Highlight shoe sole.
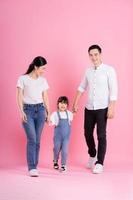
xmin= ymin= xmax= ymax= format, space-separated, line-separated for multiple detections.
xmin=93 ymin=170 xmax=103 ymax=174
xmin=54 ymin=167 xmax=59 ymax=170
xmin=30 ymin=174 xmax=39 ymax=177
xmin=59 ymin=169 xmax=67 ymax=173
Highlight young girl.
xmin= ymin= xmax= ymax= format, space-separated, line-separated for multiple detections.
xmin=16 ymin=56 xmax=50 ymax=177
xmin=50 ymin=96 xmax=73 ymax=172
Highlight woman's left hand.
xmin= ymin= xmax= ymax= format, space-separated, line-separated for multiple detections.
xmin=46 ymin=113 xmax=51 ymax=123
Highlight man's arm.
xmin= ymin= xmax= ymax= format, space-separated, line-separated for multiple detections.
xmin=72 ymin=70 xmax=88 ymax=113
xmin=107 ymin=67 xmax=118 ymax=119
xmin=72 ymin=91 xmax=83 ymax=113
xmin=16 ymin=87 xmax=27 ymax=122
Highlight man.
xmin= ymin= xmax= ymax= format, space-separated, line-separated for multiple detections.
xmin=72 ymin=45 xmax=118 ymax=174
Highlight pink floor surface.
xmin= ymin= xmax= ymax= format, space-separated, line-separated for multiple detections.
xmin=0 ymin=163 xmax=133 ymax=200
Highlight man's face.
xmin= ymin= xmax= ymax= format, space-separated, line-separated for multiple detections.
xmin=89 ymin=49 xmax=101 ymax=66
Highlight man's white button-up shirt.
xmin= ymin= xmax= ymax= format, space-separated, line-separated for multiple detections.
xmin=78 ymin=63 xmax=118 ymax=110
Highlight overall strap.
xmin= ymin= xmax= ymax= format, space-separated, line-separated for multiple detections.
xmin=65 ymin=110 xmax=69 ymax=121
xmin=57 ymin=111 xmax=69 ymax=121
xmin=57 ymin=111 xmax=61 ymax=120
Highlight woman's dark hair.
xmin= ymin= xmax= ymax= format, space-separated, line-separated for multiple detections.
xmin=25 ymin=56 xmax=47 ymax=74
xmin=57 ymin=96 xmax=69 ymax=106
xmin=88 ymin=44 xmax=102 ymax=53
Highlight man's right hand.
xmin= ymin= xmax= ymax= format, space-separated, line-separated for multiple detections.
xmin=72 ymin=104 xmax=79 ymax=113
xmin=72 ymin=91 xmax=82 ymax=113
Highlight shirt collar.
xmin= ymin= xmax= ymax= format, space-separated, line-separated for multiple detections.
xmin=93 ymin=63 xmax=104 ymax=70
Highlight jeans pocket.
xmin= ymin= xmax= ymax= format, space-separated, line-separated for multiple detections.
xmin=41 ymin=104 xmax=45 ymax=108
xmin=40 ymin=104 xmax=45 ymax=111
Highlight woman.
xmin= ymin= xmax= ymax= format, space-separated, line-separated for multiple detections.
xmin=16 ymin=56 xmax=50 ymax=177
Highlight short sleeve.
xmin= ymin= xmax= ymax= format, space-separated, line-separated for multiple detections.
xmin=42 ymin=78 xmax=49 ymax=91
xmin=17 ymin=76 xmax=24 ymax=89
xmin=69 ymin=111 xmax=73 ymax=122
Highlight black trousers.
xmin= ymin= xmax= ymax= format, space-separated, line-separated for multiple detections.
xmin=84 ymin=107 xmax=108 ymax=165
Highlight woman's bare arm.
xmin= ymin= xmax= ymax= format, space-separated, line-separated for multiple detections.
xmin=42 ymin=90 xmax=50 ymax=122
xmin=16 ymin=87 xmax=27 ymax=122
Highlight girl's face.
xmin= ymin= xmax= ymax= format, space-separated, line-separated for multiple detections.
xmin=35 ymin=65 xmax=46 ymax=76
xmin=58 ymin=102 xmax=68 ymax=111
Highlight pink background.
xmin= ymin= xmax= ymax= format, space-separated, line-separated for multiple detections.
xmin=0 ymin=0 xmax=133 ymax=168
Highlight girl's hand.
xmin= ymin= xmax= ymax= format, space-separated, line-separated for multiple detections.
xmin=21 ymin=111 xmax=27 ymax=123
xmin=48 ymin=121 xmax=53 ymax=126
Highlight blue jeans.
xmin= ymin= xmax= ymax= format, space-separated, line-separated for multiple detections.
xmin=22 ymin=103 xmax=45 ymax=170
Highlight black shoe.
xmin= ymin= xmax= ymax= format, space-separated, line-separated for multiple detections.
xmin=60 ymin=165 xmax=67 ymax=172
xmin=53 ymin=161 xmax=59 ymax=170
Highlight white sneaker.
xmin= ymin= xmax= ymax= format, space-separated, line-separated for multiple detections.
xmin=29 ymin=169 xmax=39 ymax=177
xmin=87 ymin=156 xmax=97 ymax=169
xmin=93 ymin=164 xmax=103 ymax=174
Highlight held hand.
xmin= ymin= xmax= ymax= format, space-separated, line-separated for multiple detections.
xmin=21 ymin=111 xmax=27 ymax=122
xmin=46 ymin=113 xmax=51 ymax=123
xmin=72 ymin=104 xmax=79 ymax=113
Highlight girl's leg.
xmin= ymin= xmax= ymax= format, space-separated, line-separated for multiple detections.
xmin=61 ymin=136 xmax=70 ymax=166
xmin=53 ymin=129 xmax=62 ymax=163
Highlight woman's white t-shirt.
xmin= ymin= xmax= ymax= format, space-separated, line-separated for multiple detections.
xmin=17 ymin=75 xmax=49 ymax=104
xmin=50 ymin=110 xmax=73 ymax=126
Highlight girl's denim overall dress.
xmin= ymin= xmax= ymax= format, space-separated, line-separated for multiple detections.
xmin=53 ymin=111 xmax=71 ymax=166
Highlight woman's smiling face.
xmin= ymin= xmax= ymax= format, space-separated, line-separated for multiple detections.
xmin=35 ymin=65 xmax=46 ymax=76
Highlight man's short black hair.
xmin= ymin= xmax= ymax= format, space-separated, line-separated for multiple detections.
xmin=57 ymin=96 xmax=69 ymax=105
xmin=88 ymin=45 xmax=102 ymax=53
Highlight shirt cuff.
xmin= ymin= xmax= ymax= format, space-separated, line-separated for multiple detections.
xmin=78 ymin=86 xmax=85 ymax=93
xmin=110 ymin=96 xmax=117 ymax=101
